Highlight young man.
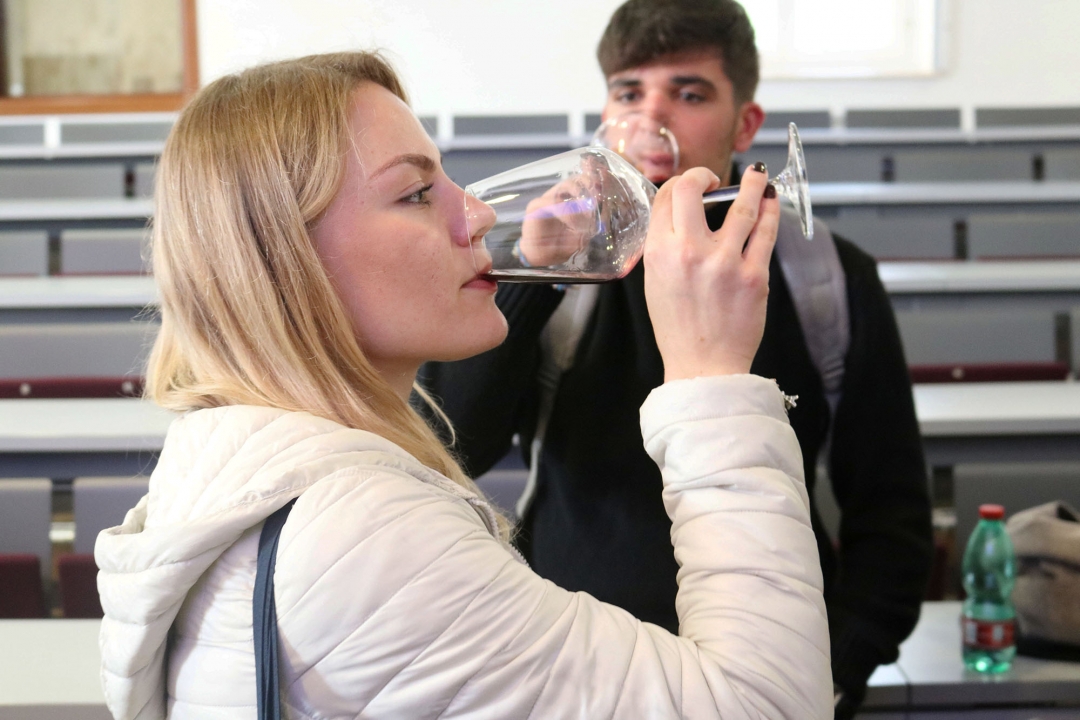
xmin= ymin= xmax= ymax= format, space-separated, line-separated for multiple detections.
xmin=420 ymin=1 xmax=932 ymax=717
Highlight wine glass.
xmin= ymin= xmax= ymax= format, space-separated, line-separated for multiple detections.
xmin=590 ymin=113 xmax=679 ymax=185
xmin=700 ymin=123 xmax=814 ymax=240
xmin=593 ymin=115 xmax=814 ymax=240
xmin=465 ymin=146 xmax=655 ymax=283
xmin=465 ymin=122 xmax=812 ymax=283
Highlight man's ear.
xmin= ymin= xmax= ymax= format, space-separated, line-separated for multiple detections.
xmin=732 ymin=101 xmax=766 ymax=153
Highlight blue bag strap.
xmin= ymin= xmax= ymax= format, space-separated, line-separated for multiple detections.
xmin=254 ymin=498 xmax=298 ymax=720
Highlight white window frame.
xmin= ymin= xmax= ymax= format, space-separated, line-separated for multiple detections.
xmin=741 ymin=0 xmax=948 ymax=79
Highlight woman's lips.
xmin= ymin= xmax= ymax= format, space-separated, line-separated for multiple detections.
xmin=463 ymin=274 xmax=498 ymax=292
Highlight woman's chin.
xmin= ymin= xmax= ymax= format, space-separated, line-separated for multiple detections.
xmin=435 ymin=313 xmax=508 ymax=363
xmin=470 ymin=314 xmax=509 ymax=356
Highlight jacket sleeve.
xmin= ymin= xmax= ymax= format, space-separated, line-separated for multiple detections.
xmin=828 ymin=240 xmax=934 ymax=702
xmin=416 ymin=282 xmax=564 ymax=477
xmin=273 ymin=374 xmax=832 ymax=719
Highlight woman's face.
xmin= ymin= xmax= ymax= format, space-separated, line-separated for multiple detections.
xmin=312 ymin=83 xmax=505 ymax=392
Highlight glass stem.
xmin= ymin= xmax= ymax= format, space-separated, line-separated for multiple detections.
xmin=701 ymin=185 xmax=744 ymax=205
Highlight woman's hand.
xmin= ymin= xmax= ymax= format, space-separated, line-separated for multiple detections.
xmin=644 ymin=164 xmax=780 ymax=381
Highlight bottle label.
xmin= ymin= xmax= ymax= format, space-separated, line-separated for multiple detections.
xmin=962 ymin=617 xmax=1015 ymax=650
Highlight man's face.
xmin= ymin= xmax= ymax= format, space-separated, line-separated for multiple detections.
xmin=602 ymin=50 xmax=764 ymax=185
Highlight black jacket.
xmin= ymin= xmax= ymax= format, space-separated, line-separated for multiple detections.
xmin=419 ymin=203 xmax=933 ymax=705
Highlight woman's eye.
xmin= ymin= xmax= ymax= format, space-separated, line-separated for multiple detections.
xmin=403 ymin=184 xmax=434 ymax=205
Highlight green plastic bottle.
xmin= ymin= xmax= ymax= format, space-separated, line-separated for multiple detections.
xmin=961 ymin=504 xmax=1017 ymax=673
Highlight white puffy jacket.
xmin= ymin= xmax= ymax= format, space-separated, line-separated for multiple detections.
xmin=96 ymin=374 xmax=831 ymax=719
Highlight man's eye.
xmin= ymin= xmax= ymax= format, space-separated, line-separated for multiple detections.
xmin=404 ymin=184 xmax=434 ymax=205
xmin=679 ymin=91 xmax=705 ymax=103
xmin=615 ymin=91 xmax=640 ymax=103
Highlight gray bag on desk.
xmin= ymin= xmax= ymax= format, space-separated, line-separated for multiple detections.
xmin=1007 ymin=501 xmax=1080 ymax=655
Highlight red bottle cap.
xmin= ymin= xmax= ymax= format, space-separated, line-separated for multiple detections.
xmin=979 ymin=504 xmax=1005 ymax=520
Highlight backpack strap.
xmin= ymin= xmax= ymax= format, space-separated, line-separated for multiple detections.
xmin=773 ymin=207 xmax=850 ymax=418
xmin=516 ymin=284 xmax=599 ymax=519
xmin=253 ymin=498 xmax=298 ymax=720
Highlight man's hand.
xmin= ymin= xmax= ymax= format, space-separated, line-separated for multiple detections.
xmin=517 ymin=153 xmax=626 ymax=268
xmin=517 ymin=180 xmax=597 ymax=267
xmin=644 ymin=164 xmax=780 ymax=381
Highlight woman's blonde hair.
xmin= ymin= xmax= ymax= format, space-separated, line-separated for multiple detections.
xmin=147 ymin=51 xmax=510 ymax=540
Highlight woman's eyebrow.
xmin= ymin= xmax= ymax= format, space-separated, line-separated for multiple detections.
xmin=370 ymin=153 xmax=436 ymax=179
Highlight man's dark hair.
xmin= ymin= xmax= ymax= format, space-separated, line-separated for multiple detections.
xmin=597 ymin=0 xmax=760 ymax=103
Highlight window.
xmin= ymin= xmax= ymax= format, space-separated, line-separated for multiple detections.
xmin=741 ymin=0 xmax=942 ymax=79
xmin=0 ymin=0 xmax=197 ymax=113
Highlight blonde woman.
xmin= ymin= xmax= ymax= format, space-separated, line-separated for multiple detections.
xmin=95 ymin=52 xmax=831 ymax=719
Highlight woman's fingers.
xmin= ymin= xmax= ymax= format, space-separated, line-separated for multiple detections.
xmin=649 ymin=174 xmax=676 ymax=238
xmin=643 ymin=161 xmax=781 ymax=381
xmin=744 ymin=187 xmax=781 ymax=268
xmin=713 ymin=164 xmax=770 ymax=255
xmin=670 ymin=168 xmax=721 ymax=243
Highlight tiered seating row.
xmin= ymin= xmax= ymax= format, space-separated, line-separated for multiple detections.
xmin=0 ymin=228 xmax=148 ymax=277
xmin=0 ymin=108 xmax=1078 ymax=273
xmin=0 ymin=476 xmax=148 ymax=618
xmin=0 ymin=322 xmax=154 ymax=399
xmin=0 ymin=114 xmax=1077 ymax=398
xmin=2 ymin=264 xmax=1079 ymax=398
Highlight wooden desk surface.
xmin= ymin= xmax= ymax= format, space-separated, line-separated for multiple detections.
xmin=1 ymin=383 xmax=1078 ymax=457
xmin=3 ymin=259 xmax=1079 ymax=313
xmin=0 ymin=183 xmax=1074 ymax=226
xmin=0 ymin=112 xmax=1078 ymax=160
xmin=0 ymin=619 xmax=108 ymax=718
xmin=753 ymin=124 xmax=1080 ymax=146
xmin=2 ymin=607 xmax=1077 ymax=718
xmin=811 ymin=180 xmax=1080 ymax=206
xmin=0 ymin=198 xmax=153 ymax=222
xmin=913 ymin=381 xmax=1080 ymax=437
xmin=901 ymin=602 xmax=1080 ymax=706
xmin=879 ymin=260 xmax=1080 ymax=294
xmin=0 ymin=276 xmax=157 ymax=309
xmin=0 ymin=398 xmax=176 ymax=453
xmin=865 ymin=601 xmax=1080 ymax=710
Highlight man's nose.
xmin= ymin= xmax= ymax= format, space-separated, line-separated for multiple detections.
xmin=637 ymin=94 xmax=671 ymax=126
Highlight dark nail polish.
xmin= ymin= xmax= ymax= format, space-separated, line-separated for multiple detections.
xmin=763 ymin=184 xmax=777 ymax=199
xmin=752 ymin=161 xmax=767 ymax=173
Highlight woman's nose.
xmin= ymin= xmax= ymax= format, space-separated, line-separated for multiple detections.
xmin=462 ymin=191 xmax=497 ymax=247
